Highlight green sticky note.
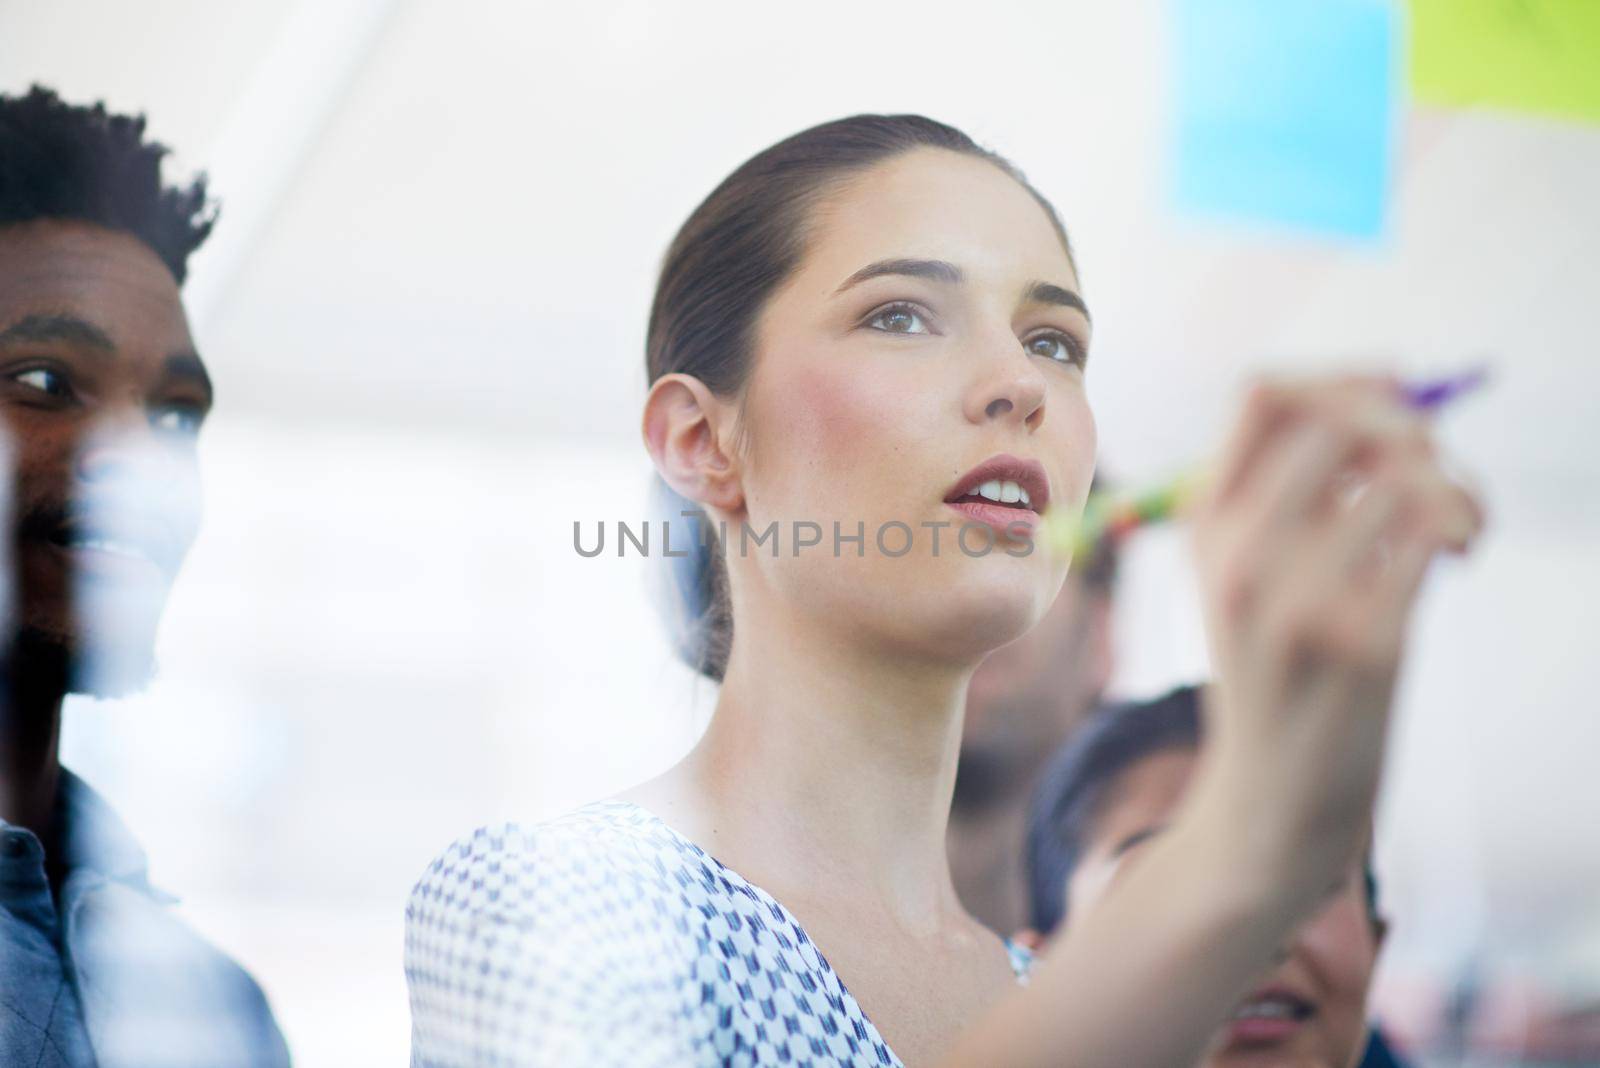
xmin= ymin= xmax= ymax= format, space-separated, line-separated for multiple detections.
xmin=1409 ymin=0 xmax=1600 ymax=124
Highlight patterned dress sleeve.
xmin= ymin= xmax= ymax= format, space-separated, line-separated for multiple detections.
xmin=404 ymin=822 xmax=701 ymax=1068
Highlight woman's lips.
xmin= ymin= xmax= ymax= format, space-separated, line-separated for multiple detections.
xmin=944 ymin=499 xmax=1041 ymax=541
xmin=1222 ymin=1014 xmax=1308 ymax=1046
xmin=1221 ymin=990 xmax=1316 ymax=1048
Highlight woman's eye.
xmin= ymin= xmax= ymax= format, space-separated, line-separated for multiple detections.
xmin=11 ymin=367 xmax=68 ymax=396
xmin=151 ymin=407 xmax=203 ymax=436
xmin=1025 ymin=332 xmax=1087 ymax=368
xmin=866 ymin=304 xmax=931 ymax=335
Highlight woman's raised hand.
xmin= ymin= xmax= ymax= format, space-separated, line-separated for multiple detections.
xmin=948 ymin=373 xmax=1485 ymax=1068
xmin=1186 ymin=373 xmax=1484 ymax=903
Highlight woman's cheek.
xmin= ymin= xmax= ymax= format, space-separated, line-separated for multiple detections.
xmin=789 ymin=359 xmax=891 ymax=455
xmin=758 ymin=353 xmax=928 ymax=508
xmin=1050 ymin=386 xmax=1098 ymax=508
xmin=1299 ymin=893 xmax=1381 ymax=1010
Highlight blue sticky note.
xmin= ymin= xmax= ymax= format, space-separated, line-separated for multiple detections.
xmin=1171 ymin=0 xmax=1398 ymax=239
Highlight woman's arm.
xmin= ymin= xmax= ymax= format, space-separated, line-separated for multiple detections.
xmin=943 ymin=374 xmax=1482 ymax=1068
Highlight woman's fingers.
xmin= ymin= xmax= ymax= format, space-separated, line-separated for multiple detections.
xmin=1359 ymin=442 xmax=1484 ymax=559
xmin=1226 ymin=421 xmax=1347 ymax=548
xmin=1210 ymin=376 xmax=1419 ymax=535
xmin=1200 ymin=374 xmax=1485 ymax=689
xmin=1329 ymin=477 xmax=1404 ymax=580
xmin=1205 ymin=384 xmax=1425 ymax=611
xmin=1272 ymin=445 xmax=1484 ymax=671
xmin=1199 ymin=370 xmax=1484 ymax=667
xmin=1430 ymin=475 xmax=1485 ymax=553
xmin=1372 ymin=526 xmax=1441 ymax=637
xmin=1207 ymin=379 xmax=1291 ymax=509
xmin=1207 ymin=373 xmax=1397 ymax=511
xmin=1202 ymin=423 xmax=1346 ymax=623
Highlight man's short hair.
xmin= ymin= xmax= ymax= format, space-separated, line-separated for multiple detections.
xmin=0 ymin=84 xmax=216 ymax=283
xmin=1023 ymin=684 xmax=1380 ymax=935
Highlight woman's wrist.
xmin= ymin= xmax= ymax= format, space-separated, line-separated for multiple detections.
xmin=1177 ymin=752 xmax=1366 ymax=921
xmin=948 ymin=779 xmax=1336 ymax=1068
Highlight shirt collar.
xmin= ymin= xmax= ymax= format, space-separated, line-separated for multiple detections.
xmin=52 ymin=767 xmax=153 ymax=888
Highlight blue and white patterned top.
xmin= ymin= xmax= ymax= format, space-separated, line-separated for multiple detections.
xmin=405 ymin=800 xmax=1033 ymax=1067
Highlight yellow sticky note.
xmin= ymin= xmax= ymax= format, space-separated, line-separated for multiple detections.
xmin=1408 ymin=0 xmax=1600 ymax=124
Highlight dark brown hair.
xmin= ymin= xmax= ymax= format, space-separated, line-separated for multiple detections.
xmin=648 ymin=114 xmax=1077 ymax=683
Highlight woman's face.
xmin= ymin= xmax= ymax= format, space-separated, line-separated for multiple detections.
xmin=1064 ymin=749 xmax=1383 ymax=1068
xmin=733 ymin=147 xmax=1097 ymax=664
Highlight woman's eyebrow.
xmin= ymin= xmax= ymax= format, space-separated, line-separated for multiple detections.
xmin=834 ymin=258 xmax=963 ymax=293
xmin=834 ymin=261 xmax=1091 ymax=323
xmin=1023 ymin=280 xmax=1091 ymax=324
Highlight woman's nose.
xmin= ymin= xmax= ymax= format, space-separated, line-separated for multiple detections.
xmin=968 ymin=336 xmax=1047 ymax=431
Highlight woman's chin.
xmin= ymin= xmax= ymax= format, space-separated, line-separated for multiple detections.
xmin=910 ymin=562 xmax=1054 ymax=658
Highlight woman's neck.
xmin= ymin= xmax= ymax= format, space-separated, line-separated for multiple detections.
xmin=641 ymin=598 xmax=978 ymax=934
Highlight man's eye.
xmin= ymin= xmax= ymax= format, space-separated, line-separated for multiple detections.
xmin=1024 ymin=331 xmax=1088 ymax=368
xmin=866 ymin=303 xmax=931 ymax=335
xmin=151 ymin=407 xmax=203 ymax=435
xmin=12 ymin=368 xmax=68 ymax=395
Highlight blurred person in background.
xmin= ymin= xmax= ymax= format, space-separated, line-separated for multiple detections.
xmin=0 ymin=86 xmax=291 ymax=1068
xmin=406 ymin=113 xmax=1482 ymax=1067
xmin=947 ymin=473 xmax=1118 ymax=933
xmin=1023 ymin=684 xmax=1410 ymax=1068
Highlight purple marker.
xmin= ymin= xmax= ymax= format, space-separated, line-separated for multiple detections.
xmin=1401 ymin=366 xmax=1489 ymax=411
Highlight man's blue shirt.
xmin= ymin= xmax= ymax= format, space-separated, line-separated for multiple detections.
xmin=1 ymin=767 xmax=291 ymax=1068
xmin=1361 ymin=1027 xmax=1413 ymax=1068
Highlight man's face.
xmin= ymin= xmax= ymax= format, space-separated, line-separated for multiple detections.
xmin=1060 ymin=748 xmax=1383 ymax=1068
xmin=0 ymin=220 xmax=209 ymax=696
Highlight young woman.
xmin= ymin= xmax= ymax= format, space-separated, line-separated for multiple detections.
xmin=405 ymin=114 xmax=1481 ymax=1068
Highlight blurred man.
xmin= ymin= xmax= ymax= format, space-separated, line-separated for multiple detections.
xmin=0 ymin=85 xmax=290 ymax=1067
xmin=1023 ymin=685 xmax=1410 ymax=1068
xmin=947 ymin=479 xmax=1119 ymax=933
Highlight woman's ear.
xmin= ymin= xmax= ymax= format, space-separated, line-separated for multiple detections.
xmin=642 ymin=373 xmax=745 ymax=518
